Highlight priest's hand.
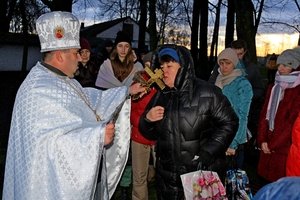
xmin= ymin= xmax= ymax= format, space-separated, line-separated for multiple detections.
xmin=146 ymin=106 xmax=165 ymax=122
xmin=104 ymin=123 xmax=115 ymax=145
xmin=129 ymin=82 xmax=147 ymax=98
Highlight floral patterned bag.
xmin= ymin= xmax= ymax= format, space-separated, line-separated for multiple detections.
xmin=180 ymin=169 xmax=228 ymax=200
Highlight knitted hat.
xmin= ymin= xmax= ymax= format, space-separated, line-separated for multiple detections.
xmin=142 ymin=51 xmax=153 ymax=64
xmin=114 ymin=31 xmax=131 ymax=46
xmin=277 ymin=49 xmax=300 ymax=69
xmin=217 ymin=48 xmax=239 ymax=67
xmin=158 ymin=48 xmax=180 ymax=62
xmin=36 ymin=11 xmax=80 ymax=52
xmin=80 ymin=38 xmax=91 ymax=51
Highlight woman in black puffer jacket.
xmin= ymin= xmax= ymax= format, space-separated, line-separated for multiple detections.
xmin=139 ymin=44 xmax=238 ymax=199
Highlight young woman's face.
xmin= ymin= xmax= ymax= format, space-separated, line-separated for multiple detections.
xmin=160 ymin=61 xmax=180 ymax=88
xmin=116 ymin=42 xmax=130 ymax=61
xmin=277 ymin=64 xmax=293 ymax=75
xmin=79 ymin=49 xmax=91 ymax=65
xmin=219 ymin=59 xmax=235 ymax=76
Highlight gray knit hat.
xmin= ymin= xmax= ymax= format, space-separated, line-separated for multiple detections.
xmin=277 ymin=49 xmax=300 ymax=69
xmin=142 ymin=51 xmax=153 ymax=64
xmin=217 ymin=48 xmax=239 ymax=67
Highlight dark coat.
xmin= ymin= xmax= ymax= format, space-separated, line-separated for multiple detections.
xmin=139 ymin=45 xmax=238 ymax=199
xmin=75 ymin=56 xmax=100 ymax=88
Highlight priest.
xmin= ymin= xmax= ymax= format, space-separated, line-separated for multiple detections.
xmin=2 ymin=11 xmax=146 ymax=200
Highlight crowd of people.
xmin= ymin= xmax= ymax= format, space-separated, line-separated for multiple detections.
xmin=2 ymin=10 xmax=300 ymax=200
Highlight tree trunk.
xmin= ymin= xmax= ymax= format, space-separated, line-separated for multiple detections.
xmin=198 ymin=0 xmax=209 ymax=80
xmin=20 ymin=0 xmax=28 ymax=72
xmin=138 ymin=0 xmax=147 ymax=51
xmin=148 ymin=0 xmax=158 ymax=50
xmin=235 ymin=0 xmax=257 ymax=63
xmin=209 ymin=0 xmax=222 ymax=70
xmin=190 ymin=0 xmax=200 ymax=74
xmin=225 ymin=0 xmax=235 ymax=48
xmin=0 ymin=0 xmax=17 ymax=33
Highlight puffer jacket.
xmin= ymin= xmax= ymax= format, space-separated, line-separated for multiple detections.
xmin=139 ymin=45 xmax=238 ymax=199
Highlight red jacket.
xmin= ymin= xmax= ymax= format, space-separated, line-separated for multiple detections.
xmin=286 ymin=113 xmax=300 ymax=176
xmin=130 ymin=88 xmax=156 ymax=145
xmin=257 ymin=84 xmax=300 ymax=181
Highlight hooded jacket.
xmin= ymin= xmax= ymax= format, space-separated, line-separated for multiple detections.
xmin=139 ymin=45 xmax=238 ymax=198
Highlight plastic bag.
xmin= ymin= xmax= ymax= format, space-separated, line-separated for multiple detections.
xmin=225 ymin=169 xmax=253 ymax=200
xmin=180 ymin=169 xmax=228 ymax=200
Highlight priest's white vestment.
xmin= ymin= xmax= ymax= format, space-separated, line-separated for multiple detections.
xmin=2 ymin=62 xmax=131 ymax=200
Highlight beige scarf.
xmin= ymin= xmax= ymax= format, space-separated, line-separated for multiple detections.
xmin=215 ymin=69 xmax=243 ymax=89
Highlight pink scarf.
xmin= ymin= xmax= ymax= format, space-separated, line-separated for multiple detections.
xmin=266 ymin=71 xmax=300 ymax=131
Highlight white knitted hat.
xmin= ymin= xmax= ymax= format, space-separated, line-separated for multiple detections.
xmin=36 ymin=11 xmax=80 ymax=52
xmin=217 ymin=48 xmax=239 ymax=67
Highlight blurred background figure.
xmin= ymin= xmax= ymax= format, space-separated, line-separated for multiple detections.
xmin=74 ymin=37 xmax=99 ymax=87
xmin=209 ymin=40 xmax=265 ymax=153
xmin=131 ymin=51 xmax=157 ymax=200
xmin=103 ymin=39 xmax=113 ymax=61
xmin=231 ymin=40 xmax=265 ymax=141
xmin=256 ymin=48 xmax=300 ymax=183
xmin=265 ymin=53 xmax=278 ymax=84
xmin=215 ymin=48 xmax=253 ymax=169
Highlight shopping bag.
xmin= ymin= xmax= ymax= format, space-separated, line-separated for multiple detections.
xmin=180 ymin=169 xmax=227 ymax=200
xmin=225 ymin=169 xmax=253 ymax=200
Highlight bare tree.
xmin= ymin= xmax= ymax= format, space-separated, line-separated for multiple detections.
xmin=138 ymin=0 xmax=147 ymax=50
xmin=148 ymin=0 xmax=158 ymax=50
xmin=225 ymin=0 xmax=234 ymax=47
xmin=235 ymin=0 xmax=260 ymax=63
xmin=40 ymin=0 xmax=73 ymax=12
xmin=260 ymin=0 xmax=300 ymax=46
xmin=209 ymin=0 xmax=222 ymax=68
xmin=0 ymin=0 xmax=17 ymax=33
xmin=97 ymin=0 xmax=140 ymax=19
xmin=198 ymin=0 xmax=209 ymax=79
xmin=190 ymin=0 xmax=200 ymax=69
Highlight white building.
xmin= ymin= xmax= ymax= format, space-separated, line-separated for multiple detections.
xmin=0 ymin=17 xmax=150 ymax=71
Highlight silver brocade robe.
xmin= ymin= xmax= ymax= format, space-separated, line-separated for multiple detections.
xmin=3 ymin=62 xmax=131 ymax=200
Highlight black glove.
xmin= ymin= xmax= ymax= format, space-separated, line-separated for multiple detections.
xmin=193 ymin=150 xmax=214 ymax=170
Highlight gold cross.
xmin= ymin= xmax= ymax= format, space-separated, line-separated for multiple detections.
xmin=144 ymin=66 xmax=165 ymax=90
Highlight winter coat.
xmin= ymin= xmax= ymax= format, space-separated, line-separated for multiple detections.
xmin=139 ymin=45 xmax=238 ymax=199
xmin=221 ymin=76 xmax=253 ymax=149
xmin=131 ymin=88 xmax=157 ymax=145
xmin=286 ymin=113 xmax=300 ymax=176
xmin=257 ymin=84 xmax=300 ymax=182
xmin=75 ymin=57 xmax=100 ymax=88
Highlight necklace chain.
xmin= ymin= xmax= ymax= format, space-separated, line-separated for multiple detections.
xmin=64 ymin=77 xmax=102 ymax=121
